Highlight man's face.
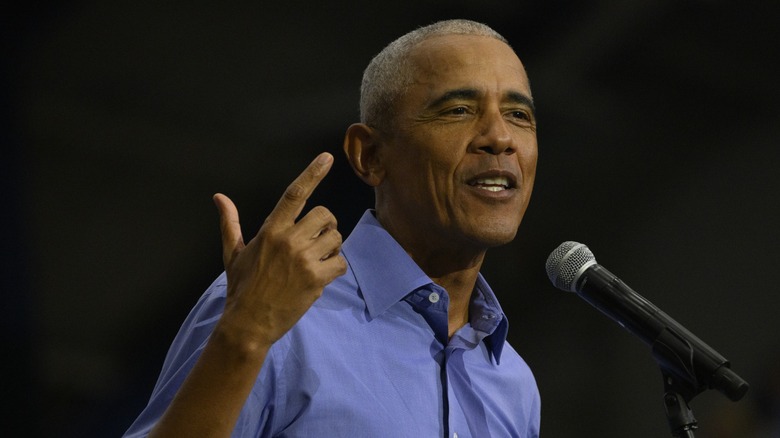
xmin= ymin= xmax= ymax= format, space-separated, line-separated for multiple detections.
xmin=376 ymin=34 xmax=538 ymax=252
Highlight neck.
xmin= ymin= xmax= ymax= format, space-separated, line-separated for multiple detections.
xmin=376 ymin=210 xmax=487 ymax=338
xmin=429 ymin=265 xmax=482 ymax=339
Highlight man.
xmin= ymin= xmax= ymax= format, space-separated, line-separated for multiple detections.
xmin=124 ymin=19 xmax=540 ymax=437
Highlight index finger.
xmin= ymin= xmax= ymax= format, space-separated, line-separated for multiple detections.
xmin=266 ymin=152 xmax=334 ymax=226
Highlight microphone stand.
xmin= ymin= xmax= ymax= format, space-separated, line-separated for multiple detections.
xmin=661 ymin=369 xmax=698 ymax=438
xmin=650 ymin=324 xmax=747 ymax=437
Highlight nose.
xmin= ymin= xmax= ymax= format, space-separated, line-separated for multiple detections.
xmin=471 ymin=108 xmax=515 ymax=155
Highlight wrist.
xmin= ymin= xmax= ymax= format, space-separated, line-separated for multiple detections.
xmin=211 ymin=315 xmax=274 ymax=362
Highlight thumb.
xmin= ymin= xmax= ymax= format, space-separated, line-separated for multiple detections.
xmin=213 ymin=193 xmax=245 ymax=268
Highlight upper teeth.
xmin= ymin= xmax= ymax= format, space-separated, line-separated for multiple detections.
xmin=473 ymin=177 xmax=509 ymax=189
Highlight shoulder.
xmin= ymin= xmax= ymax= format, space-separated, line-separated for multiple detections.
xmin=499 ymin=340 xmax=536 ymax=380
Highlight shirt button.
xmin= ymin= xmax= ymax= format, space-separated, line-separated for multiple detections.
xmin=453 ymin=433 xmax=459 ymax=438
xmin=428 ymin=292 xmax=440 ymax=303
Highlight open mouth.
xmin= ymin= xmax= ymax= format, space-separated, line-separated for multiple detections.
xmin=470 ymin=176 xmax=510 ymax=192
xmin=467 ymin=172 xmax=517 ymax=192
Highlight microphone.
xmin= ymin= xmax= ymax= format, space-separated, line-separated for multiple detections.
xmin=545 ymin=241 xmax=748 ymax=401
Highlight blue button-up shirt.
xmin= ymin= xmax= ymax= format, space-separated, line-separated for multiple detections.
xmin=124 ymin=211 xmax=540 ymax=437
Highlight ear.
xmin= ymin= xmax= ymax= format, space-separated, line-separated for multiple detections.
xmin=343 ymin=123 xmax=385 ymax=187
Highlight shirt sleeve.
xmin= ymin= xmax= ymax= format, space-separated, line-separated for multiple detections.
xmin=122 ymin=272 xmax=272 ymax=437
xmin=524 ymin=377 xmax=541 ymax=438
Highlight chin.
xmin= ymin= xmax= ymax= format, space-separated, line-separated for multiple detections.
xmin=480 ymin=232 xmax=518 ymax=248
xmin=466 ymin=220 xmax=520 ymax=248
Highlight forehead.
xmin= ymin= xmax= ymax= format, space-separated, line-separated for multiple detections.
xmin=406 ymin=34 xmax=530 ymax=96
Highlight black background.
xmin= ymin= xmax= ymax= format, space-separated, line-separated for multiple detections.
xmin=4 ymin=1 xmax=780 ymax=436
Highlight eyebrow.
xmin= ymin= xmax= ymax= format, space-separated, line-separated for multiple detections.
xmin=426 ymin=88 xmax=480 ymax=109
xmin=427 ymin=88 xmax=536 ymax=116
xmin=506 ymin=91 xmax=536 ymax=116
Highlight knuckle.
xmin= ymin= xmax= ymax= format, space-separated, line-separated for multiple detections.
xmin=303 ymin=259 xmax=323 ymax=281
xmin=284 ymin=182 xmax=307 ymax=201
xmin=260 ymin=215 xmax=280 ymax=233
xmin=325 ymin=257 xmax=347 ymax=281
xmin=258 ymin=225 xmax=280 ymax=241
xmin=328 ymin=229 xmax=343 ymax=246
xmin=257 ymin=223 xmax=271 ymax=237
xmin=336 ymin=256 xmax=348 ymax=273
xmin=309 ymin=205 xmax=332 ymax=222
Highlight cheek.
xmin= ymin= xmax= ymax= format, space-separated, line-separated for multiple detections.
xmin=518 ymin=139 xmax=538 ymax=178
xmin=385 ymin=150 xmax=448 ymax=209
xmin=523 ymin=154 xmax=538 ymax=185
xmin=399 ymin=134 xmax=462 ymax=185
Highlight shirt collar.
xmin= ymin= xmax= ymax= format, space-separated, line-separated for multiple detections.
xmin=342 ymin=210 xmax=509 ymax=362
xmin=471 ymin=274 xmax=509 ymax=363
xmin=342 ymin=210 xmax=432 ymax=318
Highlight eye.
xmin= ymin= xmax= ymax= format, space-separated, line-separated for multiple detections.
xmin=446 ymin=106 xmax=469 ymax=115
xmin=510 ymin=110 xmax=530 ymax=120
xmin=506 ymin=109 xmax=536 ymax=128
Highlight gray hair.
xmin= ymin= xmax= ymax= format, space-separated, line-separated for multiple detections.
xmin=360 ymin=19 xmax=509 ymax=130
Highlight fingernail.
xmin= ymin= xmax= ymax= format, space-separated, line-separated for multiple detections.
xmin=317 ymin=153 xmax=333 ymax=165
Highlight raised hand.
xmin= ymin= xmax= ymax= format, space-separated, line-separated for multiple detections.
xmin=149 ymin=153 xmax=347 ymax=438
xmin=212 ymin=152 xmax=347 ymax=349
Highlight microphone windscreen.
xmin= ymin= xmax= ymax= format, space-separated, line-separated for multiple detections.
xmin=545 ymin=241 xmax=596 ymax=292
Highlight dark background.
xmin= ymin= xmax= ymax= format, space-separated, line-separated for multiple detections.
xmin=4 ymin=1 xmax=780 ymax=437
